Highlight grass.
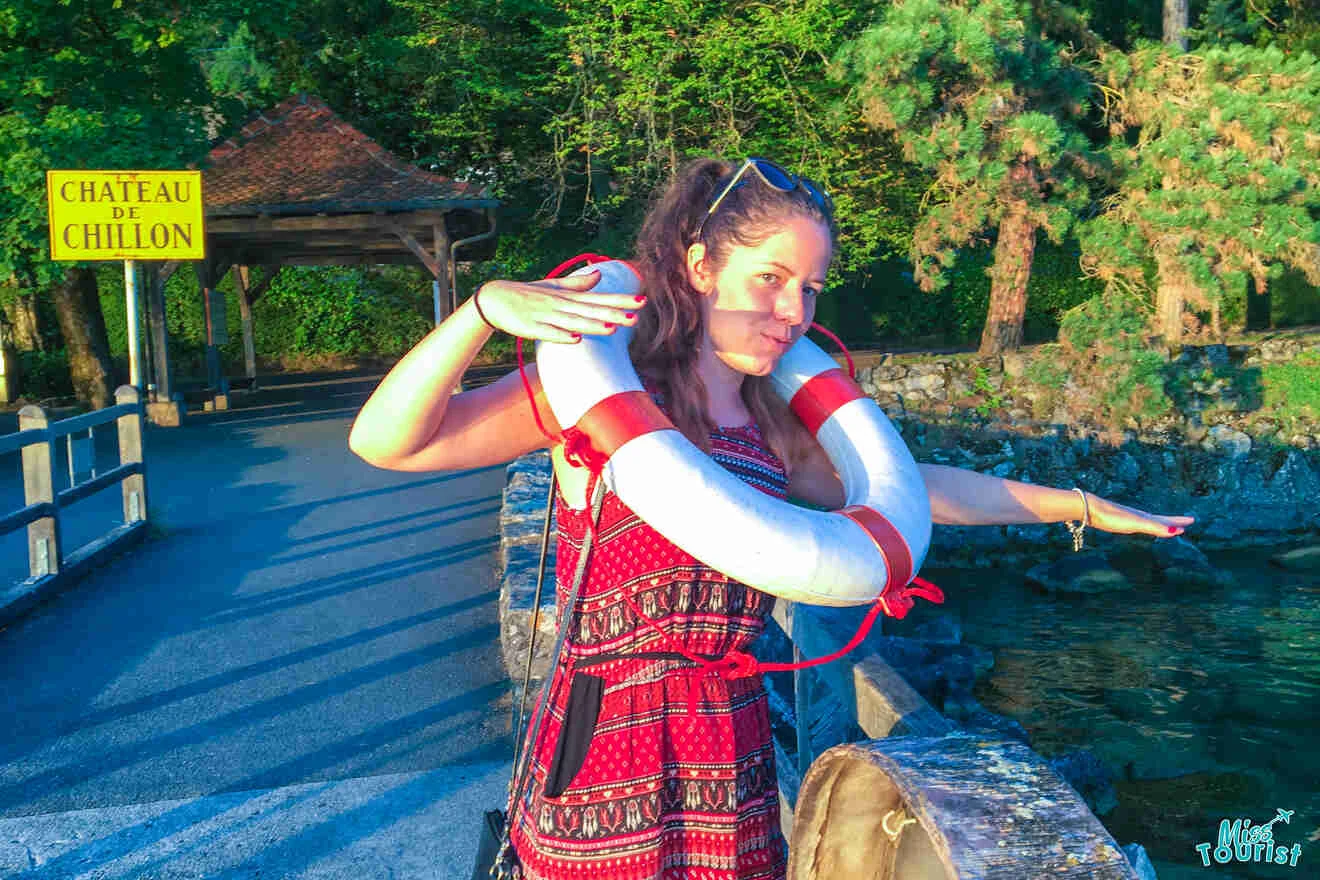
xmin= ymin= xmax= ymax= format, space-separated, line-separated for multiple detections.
xmin=1260 ymin=351 xmax=1320 ymax=419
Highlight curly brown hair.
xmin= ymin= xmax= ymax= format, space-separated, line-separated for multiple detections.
xmin=628 ymin=158 xmax=838 ymax=477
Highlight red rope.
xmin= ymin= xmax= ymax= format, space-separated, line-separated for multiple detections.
xmin=618 ymin=573 xmax=946 ymax=716
xmin=517 ymin=337 xmax=560 ymax=446
xmin=516 ymin=253 xmax=614 ymax=455
xmin=810 ymin=321 xmax=856 ymax=381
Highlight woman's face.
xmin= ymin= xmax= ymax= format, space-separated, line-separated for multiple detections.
xmin=687 ymin=214 xmax=833 ymax=377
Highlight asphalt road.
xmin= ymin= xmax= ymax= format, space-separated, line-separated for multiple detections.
xmin=0 ymin=367 xmax=518 ymax=878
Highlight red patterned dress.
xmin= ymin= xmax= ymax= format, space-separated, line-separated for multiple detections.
xmin=508 ymin=381 xmax=789 ymax=880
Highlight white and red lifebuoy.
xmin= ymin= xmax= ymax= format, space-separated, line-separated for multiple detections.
xmin=535 ymin=259 xmax=934 ymax=610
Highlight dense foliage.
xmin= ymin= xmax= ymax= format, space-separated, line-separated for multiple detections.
xmin=1 ymin=0 xmax=1317 ymax=405
xmin=1079 ymin=41 xmax=1320 ymax=341
xmin=0 ymin=0 xmax=214 ymax=288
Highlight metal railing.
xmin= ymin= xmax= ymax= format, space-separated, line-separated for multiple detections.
xmin=1 ymin=385 xmax=149 ymax=624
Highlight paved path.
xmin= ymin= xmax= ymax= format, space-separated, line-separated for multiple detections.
xmin=0 ymin=368 xmax=519 ymax=878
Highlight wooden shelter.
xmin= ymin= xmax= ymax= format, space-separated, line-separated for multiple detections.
xmin=141 ymin=94 xmax=499 ymax=421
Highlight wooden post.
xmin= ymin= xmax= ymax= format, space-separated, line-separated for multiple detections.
xmin=235 ymin=266 xmax=258 ymax=385
xmin=196 ymin=261 xmax=217 ymax=389
xmin=18 ymin=404 xmax=61 ymax=578
xmin=145 ymin=264 xmax=172 ymax=402
xmin=388 ymin=221 xmax=451 ymax=324
xmin=115 ymin=386 xmax=147 ymax=524
xmin=142 ymin=264 xmax=185 ymax=426
xmin=433 ymin=222 xmax=452 ymax=322
xmin=197 ymin=260 xmax=231 ymax=410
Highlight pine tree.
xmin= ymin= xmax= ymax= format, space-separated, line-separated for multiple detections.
xmin=833 ymin=0 xmax=1104 ymax=356
xmin=1079 ymin=41 xmax=1320 ymax=344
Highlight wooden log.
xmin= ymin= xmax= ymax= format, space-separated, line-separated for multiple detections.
xmin=786 ymin=734 xmax=1137 ymax=880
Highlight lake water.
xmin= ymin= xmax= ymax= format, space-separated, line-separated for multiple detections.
xmin=889 ymin=542 xmax=1319 ymax=880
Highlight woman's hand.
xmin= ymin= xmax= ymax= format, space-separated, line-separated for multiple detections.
xmin=1083 ymin=492 xmax=1195 ymax=539
xmin=474 ymin=269 xmax=646 ymax=343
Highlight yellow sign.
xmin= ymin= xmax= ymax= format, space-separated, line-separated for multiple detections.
xmin=46 ymin=170 xmax=206 ymax=261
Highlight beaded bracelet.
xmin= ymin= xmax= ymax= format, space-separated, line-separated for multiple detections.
xmin=1064 ymin=487 xmax=1090 ymax=552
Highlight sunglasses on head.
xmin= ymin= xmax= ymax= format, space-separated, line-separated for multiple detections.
xmin=695 ymin=158 xmax=834 ymax=242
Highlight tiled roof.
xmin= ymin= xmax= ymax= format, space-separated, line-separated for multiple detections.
xmin=204 ymin=94 xmax=492 ymax=216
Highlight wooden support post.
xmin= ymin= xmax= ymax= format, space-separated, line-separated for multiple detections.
xmin=197 ymin=260 xmax=230 ymax=409
xmin=115 ymin=386 xmax=147 ymax=524
xmin=143 ymin=265 xmax=184 ymax=426
xmin=434 ymin=222 xmax=452 ymax=321
xmin=246 ymin=265 xmax=279 ymax=304
xmin=235 ymin=266 xmax=258 ymax=385
xmin=19 ymin=405 xmax=61 ymax=578
xmin=145 ymin=264 xmax=172 ymax=402
xmin=387 ymin=221 xmax=442 ymax=277
xmin=195 ymin=260 xmax=216 ymax=388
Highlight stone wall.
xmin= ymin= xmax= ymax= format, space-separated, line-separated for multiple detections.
xmin=497 ymin=450 xmax=559 ymax=707
xmin=858 ymin=334 xmax=1320 ymax=563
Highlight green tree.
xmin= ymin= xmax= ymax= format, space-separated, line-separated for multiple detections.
xmin=531 ymin=0 xmax=925 ymax=278
xmin=834 ymin=0 xmax=1104 ymax=356
xmin=1079 ymin=41 xmax=1320 ymax=344
xmin=1190 ymin=0 xmax=1320 ymax=55
xmin=0 ymin=0 xmax=214 ymax=405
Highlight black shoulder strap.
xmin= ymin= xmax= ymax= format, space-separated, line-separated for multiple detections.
xmin=506 ymin=467 xmax=606 ymax=815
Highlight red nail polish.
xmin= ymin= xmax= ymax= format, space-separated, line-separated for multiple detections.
xmin=571 ymin=333 xmax=581 ymax=341
xmin=604 ymin=323 xmax=615 ymax=329
xmin=1168 ymin=526 xmax=1178 ymax=534
xmin=635 ymin=295 xmax=646 ymax=303
xmin=625 ymin=312 xmax=635 ymax=319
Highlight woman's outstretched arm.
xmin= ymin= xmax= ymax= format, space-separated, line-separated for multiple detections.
xmin=788 ymin=441 xmax=1194 ymax=538
xmin=918 ymin=463 xmax=1194 ymax=537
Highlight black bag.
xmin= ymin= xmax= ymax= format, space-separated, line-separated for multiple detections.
xmin=472 ymin=808 xmax=517 ymax=880
xmin=470 ymin=471 xmax=605 ymax=880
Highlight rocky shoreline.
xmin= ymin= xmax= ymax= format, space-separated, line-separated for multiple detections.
xmin=856 ymin=335 xmax=1320 ymax=569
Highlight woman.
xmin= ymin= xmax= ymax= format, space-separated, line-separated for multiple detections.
xmin=349 ymin=158 xmax=1194 ymax=879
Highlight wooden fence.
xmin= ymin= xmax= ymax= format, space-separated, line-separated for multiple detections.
xmin=0 ymin=385 xmax=149 ymax=626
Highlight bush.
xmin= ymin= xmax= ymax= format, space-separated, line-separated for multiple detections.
xmin=17 ymin=348 xmax=74 ymax=401
xmin=251 ymin=266 xmax=431 ymax=360
xmin=859 ymin=239 xmax=1105 ymax=348
xmin=97 ymin=264 xmax=439 ymax=377
xmin=1044 ymin=286 xmax=1175 ymax=430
